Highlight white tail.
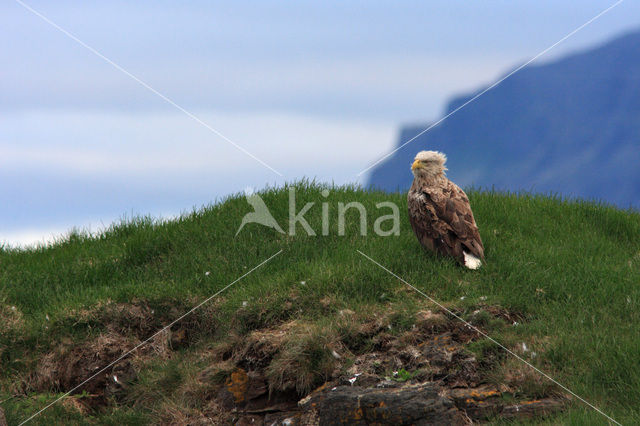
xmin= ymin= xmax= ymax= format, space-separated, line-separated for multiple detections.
xmin=463 ymin=251 xmax=482 ymax=270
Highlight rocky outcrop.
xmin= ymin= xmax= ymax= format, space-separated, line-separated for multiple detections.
xmin=298 ymin=383 xmax=467 ymax=425
xmin=225 ymin=369 xmax=564 ymax=425
xmin=24 ymin=302 xmax=564 ymax=424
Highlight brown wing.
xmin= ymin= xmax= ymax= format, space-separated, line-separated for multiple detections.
xmin=408 ymin=179 xmax=484 ymax=264
xmin=408 ymin=185 xmax=443 ymax=255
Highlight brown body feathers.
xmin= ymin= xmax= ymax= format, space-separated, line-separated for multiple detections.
xmin=407 ymin=151 xmax=484 ymax=268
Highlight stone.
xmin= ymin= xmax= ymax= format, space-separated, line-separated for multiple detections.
xmin=299 ymin=383 xmax=468 ymax=425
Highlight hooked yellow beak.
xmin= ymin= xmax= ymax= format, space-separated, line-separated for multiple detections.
xmin=411 ymin=159 xmax=422 ymax=171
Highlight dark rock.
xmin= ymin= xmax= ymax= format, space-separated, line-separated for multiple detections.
xmin=448 ymin=385 xmax=503 ymax=420
xmin=299 ymin=383 xmax=468 ymax=425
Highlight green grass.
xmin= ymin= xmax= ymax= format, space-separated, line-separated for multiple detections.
xmin=1 ymin=181 xmax=640 ymax=424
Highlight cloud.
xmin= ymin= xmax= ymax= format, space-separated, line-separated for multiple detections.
xmin=9 ymin=1 xmax=636 ymax=121
xmin=0 ymin=51 xmax=517 ymax=122
xmin=0 ymin=109 xmax=396 ymax=177
xmin=0 ymin=109 xmax=396 ymax=244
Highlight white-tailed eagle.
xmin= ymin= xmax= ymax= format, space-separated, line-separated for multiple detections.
xmin=407 ymin=151 xmax=485 ymax=269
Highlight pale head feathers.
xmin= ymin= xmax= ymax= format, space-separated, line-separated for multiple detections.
xmin=411 ymin=150 xmax=448 ymax=179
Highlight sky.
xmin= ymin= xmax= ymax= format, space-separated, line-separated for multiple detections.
xmin=2 ymin=0 xmax=639 ymax=246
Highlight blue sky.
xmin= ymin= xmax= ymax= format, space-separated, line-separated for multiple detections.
xmin=2 ymin=1 xmax=639 ymax=246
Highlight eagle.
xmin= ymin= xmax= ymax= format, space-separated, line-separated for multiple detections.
xmin=407 ymin=151 xmax=484 ymax=269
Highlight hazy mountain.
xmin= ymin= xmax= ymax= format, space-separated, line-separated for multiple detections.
xmin=368 ymin=30 xmax=640 ymax=209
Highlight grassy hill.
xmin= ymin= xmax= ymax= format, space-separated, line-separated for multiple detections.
xmin=1 ymin=182 xmax=639 ymax=424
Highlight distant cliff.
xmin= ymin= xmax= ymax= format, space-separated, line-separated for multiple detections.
xmin=368 ymin=30 xmax=640 ymax=209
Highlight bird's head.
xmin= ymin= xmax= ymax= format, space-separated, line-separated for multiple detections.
xmin=411 ymin=150 xmax=447 ymax=179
